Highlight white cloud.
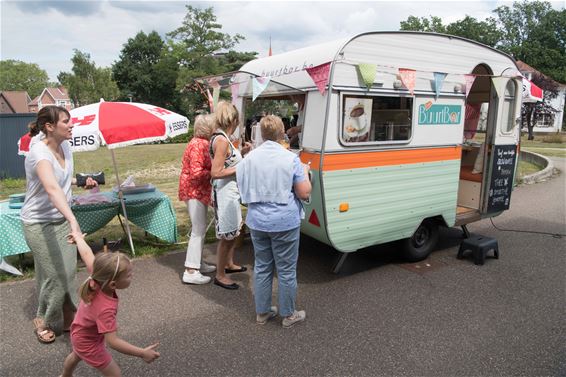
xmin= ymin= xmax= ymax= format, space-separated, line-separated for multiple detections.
xmin=1 ymin=0 xmax=563 ymax=81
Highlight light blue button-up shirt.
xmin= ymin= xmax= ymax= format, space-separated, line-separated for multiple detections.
xmin=236 ymin=141 xmax=306 ymax=232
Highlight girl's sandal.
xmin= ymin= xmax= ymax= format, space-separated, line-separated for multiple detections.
xmin=33 ymin=318 xmax=56 ymax=344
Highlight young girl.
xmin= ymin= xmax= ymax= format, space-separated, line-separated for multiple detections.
xmin=61 ymin=232 xmax=160 ymax=377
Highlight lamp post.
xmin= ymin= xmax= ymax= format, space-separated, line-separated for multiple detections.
xmin=127 ymin=93 xmax=133 ymax=103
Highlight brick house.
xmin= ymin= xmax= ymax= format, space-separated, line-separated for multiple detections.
xmin=0 ymin=91 xmax=33 ymax=113
xmin=36 ymin=86 xmax=73 ymax=111
xmin=28 ymin=96 xmax=39 ymax=113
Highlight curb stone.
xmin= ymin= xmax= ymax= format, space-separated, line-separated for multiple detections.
xmin=520 ymin=150 xmax=556 ymax=184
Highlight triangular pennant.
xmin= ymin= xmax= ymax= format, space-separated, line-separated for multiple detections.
xmin=306 ymin=62 xmax=331 ymax=95
xmin=491 ymin=77 xmax=507 ymax=98
xmin=433 ymin=72 xmax=447 ymax=99
xmin=357 ymin=63 xmax=377 ymax=89
xmin=230 ymin=82 xmax=240 ymax=105
xmin=212 ymin=86 xmax=220 ymax=110
xmin=207 ymin=88 xmax=214 ymax=112
xmin=398 ymin=68 xmax=416 ymax=95
xmin=252 ymin=77 xmax=270 ymax=101
xmin=464 ymin=74 xmax=476 ymax=97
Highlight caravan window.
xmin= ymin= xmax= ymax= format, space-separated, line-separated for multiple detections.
xmin=501 ymin=80 xmax=517 ymax=133
xmin=341 ymin=95 xmax=413 ymax=144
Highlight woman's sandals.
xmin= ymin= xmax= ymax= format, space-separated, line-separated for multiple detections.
xmin=33 ymin=318 xmax=56 ymax=344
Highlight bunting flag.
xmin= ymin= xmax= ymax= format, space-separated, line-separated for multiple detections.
xmin=230 ymin=82 xmax=240 ymax=105
xmin=433 ymin=72 xmax=447 ymax=99
xmin=212 ymin=86 xmax=220 ymax=110
xmin=306 ymin=62 xmax=331 ymax=95
xmin=357 ymin=63 xmax=377 ymax=89
xmin=252 ymin=76 xmax=270 ymax=101
xmin=491 ymin=77 xmax=507 ymax=98
xmin=464 ymin=103 xmax=482 ymax=139
xmin=207 ymin=88 xmax=214 ymax=112
xmin=398 ymin=68 xmax=416 ymax=95
xmin=464 ymin=74 xmax=476 ymax=97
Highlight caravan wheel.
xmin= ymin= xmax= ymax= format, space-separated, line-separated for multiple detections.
xmin=402 ymin=220 xmax=439 ymax=262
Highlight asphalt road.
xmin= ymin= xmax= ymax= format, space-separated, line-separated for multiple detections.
xmin=1 ymin=158 xmax=564 ymax=377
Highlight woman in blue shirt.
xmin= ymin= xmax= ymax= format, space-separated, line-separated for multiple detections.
xmin=236 ymin=115 xmax=311 ymax=328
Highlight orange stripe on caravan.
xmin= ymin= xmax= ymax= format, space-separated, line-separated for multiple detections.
xmin=301 ymin=146 xmax=461 ymax=171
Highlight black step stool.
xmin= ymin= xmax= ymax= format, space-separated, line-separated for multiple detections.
xmin=457 ymin=235 xmax=499 ymax=265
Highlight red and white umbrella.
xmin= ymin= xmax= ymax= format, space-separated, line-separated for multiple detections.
xmin=18 ymin=101 xmax=189 ymax=155
xmin=522 ymin=78 xmax=544 ymax=103
xmin=17 ymin=101 xmax=190 ymax=254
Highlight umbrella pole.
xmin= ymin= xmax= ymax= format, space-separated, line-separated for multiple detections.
xmin=110 ymin=149 xmax=136 ymax=255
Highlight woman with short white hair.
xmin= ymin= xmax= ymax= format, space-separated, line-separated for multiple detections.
xmin=178 ymin=114 xmax=217 ymax=284
xmin=236 ymin=115 xmax=312 ymax=328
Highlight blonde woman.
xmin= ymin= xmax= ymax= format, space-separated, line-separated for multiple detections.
xmin=210 ymin=101 xmax=251 ymax=290
xmin=178 ymin=114 xmax=217 ymax=285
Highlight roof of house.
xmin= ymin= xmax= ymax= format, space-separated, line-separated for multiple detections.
xmin=44 ymin=86 xmax=70 ymax=101
xmin=29 ymin=96 xmax=39 ymax=105
xmin=517 ymin=60 xmax=565 ymax=87
xmin=0 ymin=91 xmax=32 ymax=112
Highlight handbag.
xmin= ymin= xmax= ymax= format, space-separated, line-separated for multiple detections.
xmin=76 ymin=172 xmax=105 ymax=187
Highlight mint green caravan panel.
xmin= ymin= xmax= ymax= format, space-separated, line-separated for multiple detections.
xmin=323 ymin=160 xmax=460 ymax=252
xmin=299 ymin=168 xmax=331 ymax=245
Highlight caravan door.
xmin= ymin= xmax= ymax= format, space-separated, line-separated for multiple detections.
xmin=482 ymin=77 xmax=522 ymax=214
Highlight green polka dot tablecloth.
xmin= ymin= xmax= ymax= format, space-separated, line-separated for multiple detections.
xmin=0 ymin=190 xmax=178 ymax=257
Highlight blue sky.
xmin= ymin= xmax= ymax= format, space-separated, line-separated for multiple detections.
xmin=1 ymin=0 xmax=562 ymax=81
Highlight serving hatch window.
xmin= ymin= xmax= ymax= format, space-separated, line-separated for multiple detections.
xmin=341 ymin=95 xmax=413 ymax=144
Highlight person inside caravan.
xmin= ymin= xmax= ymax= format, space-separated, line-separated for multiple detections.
xmin=236 ymin=115 xmax=312 ymax=328
xmin=286 ymin=96 xmax=305 ymax=149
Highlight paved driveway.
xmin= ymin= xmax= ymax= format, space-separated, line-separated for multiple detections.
xmin=1 ymin=159 xmax=564 ymax=376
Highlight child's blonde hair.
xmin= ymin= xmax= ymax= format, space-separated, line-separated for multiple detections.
xmin=79 ymin=252 xmax=131 ymax=303
xmin=260 ymin=115 xmax=285 ymax=141
xmin=214 ymin=101 xmax=239 ymax=131
xmin=193 ymin=114 xmax=215 ymax=139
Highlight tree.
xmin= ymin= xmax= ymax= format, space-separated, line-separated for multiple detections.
xmin=0 ymin=60 xmax=49 ymax=98
xmin=167 ymin=5 xmax=245 ymax=69
xmin=58 ymin=50 xmax=119 ymax=106
xmin=400 ymin=16 xmax=446 ymax=33
xmin=112 ymin=31 xmax=179 ymax=108
xmin=445 ymin=16 xmax=501 ymax=47
xmin=494 ymin=1 xmax=566 ymax=83
xmin=166 ymin=5 xmax=256 ymax=116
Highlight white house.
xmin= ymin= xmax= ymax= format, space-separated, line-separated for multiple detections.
xmin=518 ymin=61 xmax=565 ymax=133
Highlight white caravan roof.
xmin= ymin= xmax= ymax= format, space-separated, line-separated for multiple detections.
xmin=235 ymin=31 xmax=520 ymax=94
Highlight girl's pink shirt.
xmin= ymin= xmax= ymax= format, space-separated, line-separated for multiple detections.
xmin=71 ymin=291 xmax=119 ymax=345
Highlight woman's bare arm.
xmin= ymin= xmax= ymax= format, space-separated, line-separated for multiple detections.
xmin=36 ymin=160 xmax=80 ymax=233
xmin=210 ymin=137 xmax=236 ymax=179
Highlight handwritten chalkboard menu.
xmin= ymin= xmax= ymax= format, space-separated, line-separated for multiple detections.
xmin=487 ymin=144 xmax=517 ymax=213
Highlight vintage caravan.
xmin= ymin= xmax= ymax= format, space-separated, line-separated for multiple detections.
xmin=201 ymin=32 xmax=522 ymax=269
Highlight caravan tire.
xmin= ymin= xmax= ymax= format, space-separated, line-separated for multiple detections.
xmin=402 ymin=220 xmax=439 ymax=262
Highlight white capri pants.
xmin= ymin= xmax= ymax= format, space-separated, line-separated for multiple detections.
xmin=184 ymin=199 xmax=208 ymax=269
